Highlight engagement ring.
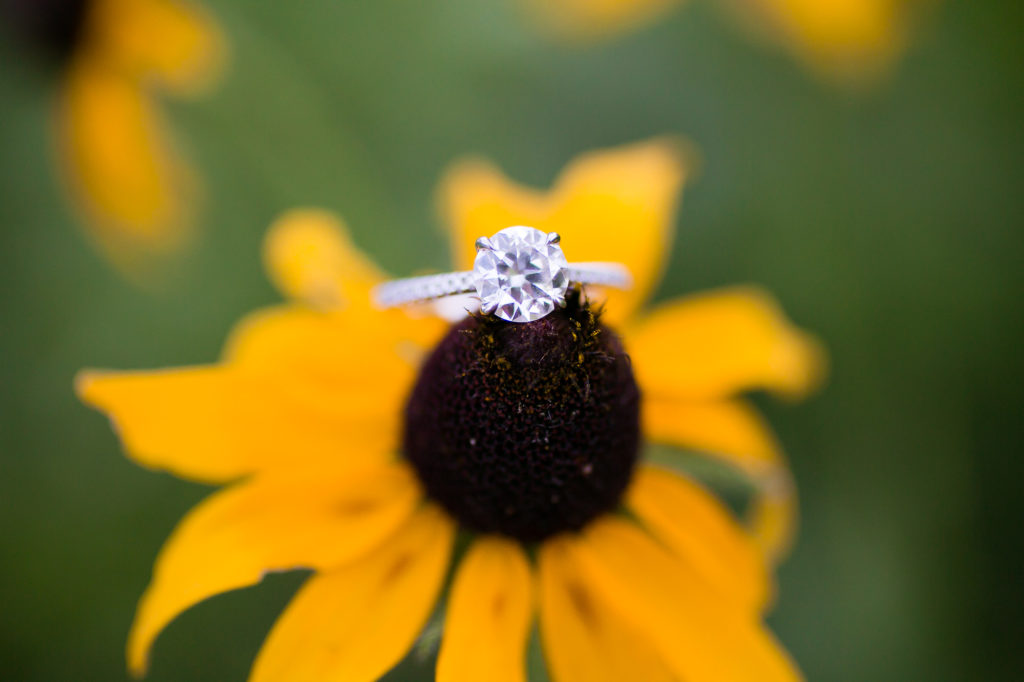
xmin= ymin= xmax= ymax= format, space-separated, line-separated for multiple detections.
xmin=373 ymin=225 xmax=631 ymax=323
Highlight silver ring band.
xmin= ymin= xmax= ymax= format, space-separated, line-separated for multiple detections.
xmin=372 ymin=225 xmax=632 ymax=323
xmin=373 ymin=263 xmax=631 ymax=307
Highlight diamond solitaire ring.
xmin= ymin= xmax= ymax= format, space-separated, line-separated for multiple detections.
xmin=373 ymin=225 xmax=632 ymax=323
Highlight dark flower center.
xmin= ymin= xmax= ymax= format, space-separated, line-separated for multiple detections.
xmin=1 ymin=0 xmax=91 ymax=60
xmin=403 ymin=289 xmax=641 ymax=543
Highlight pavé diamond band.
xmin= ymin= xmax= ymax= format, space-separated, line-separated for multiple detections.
xmin=372 ymin=225 xmax=632 ymax=323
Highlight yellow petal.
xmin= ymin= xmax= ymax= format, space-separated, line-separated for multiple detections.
xmin=627 ymin=286 xmax=825 ymax=400
xmin=538 ymin=540 xmax=677 ymax=682
xmin=87 ymin=0 xmax=226 ymax=95
xmin=76 ymin=364 xmax=395 ymax=483
xmin=626 ymin=465 xmax=769 ymax=610
xmin=127 ymin=463 xmax=421 ymax=676
xmin=643 ymin=397 xmax=781 ymax=472
xmin=439 ymin=138 xmax=692 ymax=325
xmin=734 ymin=0 xmax=907 ymax=82
xmin=643 ymin=396 xmax=799 ymax=563
xmin=523 ymin=0 xmax=681 ymax=41
xmin=77 ymin=290 xmax=443 ymax=484
xmin=58 ymin=54 xmax=193 ymax=259
xmin=223 ymin=305 xmax=441 ymax=413
xmin=436 ymin=538 xmax=533 ymax=682
xmin=565 ymin=517 xmax=802 ymax=681
xmin=262 ymin=209 xmax=387 ymax=309
xmin=249 ymin=504 xmax=455 ymax=682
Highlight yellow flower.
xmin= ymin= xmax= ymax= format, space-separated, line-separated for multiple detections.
xmin=10 ymin=0 xmax=225 ymax=271
xmin=527 ymin=0 xmax=921 ymax=83
xmin=77 ymin=138 xmax=824 ymax=681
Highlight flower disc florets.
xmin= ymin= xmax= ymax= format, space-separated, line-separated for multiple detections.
xmin=404 ymin=289 xmax=641 ymax=543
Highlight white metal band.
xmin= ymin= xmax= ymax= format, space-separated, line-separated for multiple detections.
xmin=373 ymin=262 xmax=631 ymax=308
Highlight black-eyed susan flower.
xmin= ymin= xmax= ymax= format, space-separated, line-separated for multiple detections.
xmin=525 ymin=0 xmax=922 ymax=83
xmin=77 ymin=138 xmax=824 ymax=681
xmin=2 ymin=0 xmax=224 ymax=270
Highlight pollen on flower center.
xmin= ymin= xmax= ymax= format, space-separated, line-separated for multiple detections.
xmin=403 ymin=289 xmax=641 ymax=543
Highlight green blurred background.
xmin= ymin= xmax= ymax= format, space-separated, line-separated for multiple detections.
xmin=2 ymin=0 xmax=1022 ymax=680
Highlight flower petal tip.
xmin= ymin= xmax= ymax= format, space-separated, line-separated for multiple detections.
xmin=557 ymin=136 xmax=698 ymax=194
xmin=435 ymin=157 xmax=504 ymax=212
xmin=778 ymin=328 xmax=829 ymax=401
xmin=725 ymin=285 xmax=828 ymax=400
xmin=122 ymin=0 xmax=231 ymax=97
xmin=613 ymin=135 xmax=698 ymax=179
xmin=262 ymin=208 xmax=384 ymax=308
xmin=74 ymin=369 xmax=114 ymax=408
xmin=73 ymin=370 xmax=97 ymax=402
xmin=126 ymin=652 xmax=148 ymax=680
xmin=126 ymin=620 xmax=154 ymax=679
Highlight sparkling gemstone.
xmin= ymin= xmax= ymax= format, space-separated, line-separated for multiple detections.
xmin=472 ymin=226 xmax=569 ymax=323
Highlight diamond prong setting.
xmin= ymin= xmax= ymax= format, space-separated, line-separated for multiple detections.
xmin=373 ymin=227 xmax=630 ymax=321
xmin=472 ymin=226 xmax=570 ymax=323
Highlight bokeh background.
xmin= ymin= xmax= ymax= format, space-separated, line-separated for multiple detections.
xmin=2 ymin=0 xmax=1022 ymax=680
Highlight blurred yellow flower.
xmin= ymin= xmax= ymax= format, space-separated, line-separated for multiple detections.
xmin=527 ymin=0 xmax=921 ymax=82
xmin=78 ymin=139 xmax=823 ymax=681
xmin=8 ymin=0 xmax=225 ymax=272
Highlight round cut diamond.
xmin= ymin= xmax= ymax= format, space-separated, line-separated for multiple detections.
xmin=473 ymin=226 xmax=569 ymax=323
